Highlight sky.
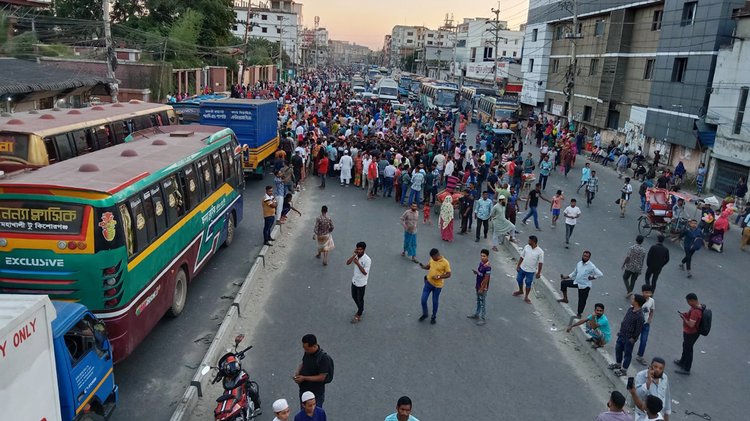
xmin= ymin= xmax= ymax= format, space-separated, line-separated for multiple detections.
xmin=301 ymin=0 xmax=530 ymax=50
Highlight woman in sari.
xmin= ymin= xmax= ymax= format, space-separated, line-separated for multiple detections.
xmin=439 ymin=196 xmax=455 ymax=242
xmin=489 ymin=195 xmax=516 ymax=251
xmin=313 ymin=205 xmax=335 ymax=266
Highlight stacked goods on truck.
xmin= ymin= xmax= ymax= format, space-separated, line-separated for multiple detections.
xmin=199 ymin=99 xmax=279 ymax=176
xmin=0 ymin=295 xmax=118 ymax=421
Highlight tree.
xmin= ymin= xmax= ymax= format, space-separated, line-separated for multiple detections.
xmin=401 ymin=51 xmax=417 ymax=71
xmin=166 ymin=8 xmax=203 ymax=67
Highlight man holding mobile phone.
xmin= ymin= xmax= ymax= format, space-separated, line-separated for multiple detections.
xmin=632 ymin=357 xmax=671 ymax=420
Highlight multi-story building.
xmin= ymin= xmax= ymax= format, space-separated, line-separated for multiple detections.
xmin=232 ymin=0 xmax=301 ymax=64
xmin=300 ymin=27 xmax=329 ymax=67
xmin=526 ymin=0 xmax=745 ymax=176
xmin=328 ymin=40 xmax=373 ymax=66
xmin=389 ymin=25 xmax=425 ymax=66
xmin=705 ymin=2 xmax=750 ymax=196
xmin=453 ymin=18 xmax=524 ymax=89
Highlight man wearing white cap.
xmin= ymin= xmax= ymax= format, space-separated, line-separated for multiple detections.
xmin=272 ymin=399 xmax=291 ymax=421
xmin=294 ymin=391 xmax=327 ymax=421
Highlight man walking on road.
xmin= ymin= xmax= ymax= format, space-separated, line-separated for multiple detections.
xmin=675 ymin=293 xmax=703 ymax=375
xmin=563 ymin=199 xmax=581 ymax=248
xmin=346 ymin=242 xmax=371 ymax=324
xmin=609 ymin=294 xmax=645 ymax=377
xmin=576 ymin=162 xmax=591 ymax=194
xmin=418 ymin=248 xmax=452 ymax=324
xmin=294 ymin=335 xmax=331 ymax=407
xmin=644 ymin=234 xmax=670 ymax=292
xmin=262 ymin=186 xmax=277 ymax=246
xmin=636 ymin=284 xmax=656 ymax=366
xmin=474 ymin=191 xmax=492 ymax=242
xmin=586 ymin=170 xmax=599 ymax=207
xmin=513 ymin=235 xmax=544 ymax=304
xmin=467 ymin=249 xmax=492 ymax=325
xmin=679 ymin=220 xmax=702 ymax=279
xmin=522 ymin=183 xmax=551 ymax=230
xmin=384 ymin=396 xmax=420 ymax=421
xmin=558 ymin=250 xmax=603 ymax=318
xmin=400 ymin=203 xmax=419 ymax=262
xmin=622 ymin=235 xmax=646 ymax=297
xmin=619 ymin=177 xmax=633 ymax=217
xmin=632 ymin=357 xmax=672 ymax=421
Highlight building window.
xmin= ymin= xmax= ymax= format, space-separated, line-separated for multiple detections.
xmin=277 ymin=15 xmax=283 ymax=21
xmin=276 ymin=28 xmax=281 ymax=34
xmin=644 ymin=59 xmax=655 ymax=80
xmin=556 ymin=26 xmax=564 ymax=40
xmin=652 ymin=10 xmax=663 ymax=31
xmin=470 ymin=47 xmax=476 ymax=61
xmin=504 ymin=39 xmax=508 ymax=44
xmin=483 ymin=46 xmax=493 ymax=61
xmin=233 ymin=25 xmax=238 ymax=31
xmin=513 ymin=51 xmax=517 ymax=57
xmin=583 ymin=105 xmax=593 ymax=122
xmin=262 ymin=27 xmax=268 ymax=33
xmin=406 ymin=39 xmax=413 ymax=44
xmin=734 ymin=87 xmax=749 ymax=135
xmin=407 ymin=32 xmax=413 ymax=36
xmin=502 ymin=50 xmax=507 ymax=56
xmin=514 ymin=39 xmax=518 ymax=45
xmin=529 ymin=58 xmax=535 ymax=73
xmin=427 ymin=41 xmax=433 ymax=45
xmin=261 ymin=14 xmax=268 ymax=20
xmin=427 ymin=33 xmax=434 ymax=38
xmin=595 ymin=20 xmax=605 ymax=36
xmin=589 ymin=58 xmax=599 ymax=75
xmin=532 ymin=28 xmax=538 ymax=42
xmin=681 ymin=2 xmax=697 ymax=26
xmin=575 ymin=23 xmax=583 ymax=35
xmin=547 ymin=98 xmax=554 ymax=112
xmin=671 ymin=57 xmax=688 ymax=82
xmin=552 ymin=59 xmax=560 ymax=73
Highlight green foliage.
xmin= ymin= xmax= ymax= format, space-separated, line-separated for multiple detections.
xmin=53 ymin=0 xmax=103 ymax=21
xmin=164 ymin=9 xmax=203 ymax=66
xmin=243 ymin=37 xmax=291 ymax=67
xmin=38 ymin=44 xmax=74 ymax=57
xmin=5 ymin=32 xmax=39 ymax=59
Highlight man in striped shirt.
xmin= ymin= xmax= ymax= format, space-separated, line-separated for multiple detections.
xmin=586 ymin=170 xmax=599 ymax=207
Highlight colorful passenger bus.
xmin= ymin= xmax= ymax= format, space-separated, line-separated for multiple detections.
xmin=419 ymin=82 xmax=459 ymax=117
xmin=0 ymin=101 xmax=177 ymax=173
xmin=477 ymin=95 xmax=520 ymax=130
xmin=0 ymin=125 xmax=244 ymax=361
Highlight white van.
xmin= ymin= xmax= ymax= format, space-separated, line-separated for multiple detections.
xmin=374 ymin=78 xmax=399 ymax=101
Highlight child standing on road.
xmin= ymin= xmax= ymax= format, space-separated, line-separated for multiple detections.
xmin=423 ymin=203 xmax=432 ymax=225
xmin=551 ymin=190 xmax=564 ymax=227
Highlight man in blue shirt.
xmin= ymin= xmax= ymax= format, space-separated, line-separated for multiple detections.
xmin=558 ymin=250 xmax=604 ymax=318
xmin=679 ymin=219 xmax=702 ymax=279
xmin=384 ymin=396 xmax=420 ymax=421
xmin=474 ymin=191 xmax=493 ymax=242
xmin=294 ymin=391 xmax=327 ymax=421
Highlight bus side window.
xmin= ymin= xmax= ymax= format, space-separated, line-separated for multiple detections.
xmin=182 ymin=165 xmax=201 ymax=211
xmin=161 ymin=175 xmax=183 ymax=226
xmin=128 ymin=196 xmax=148 ymax=253
xmin=125 ymin=119 xmax=135 ymax=135
xmin=141 ymin=189 xmax=157 ymax=242
xmin=149 ymin=184 xmax=168 ymax=236
xmin=135 ymin=116 xmax=152 ymax=131
xmin=111 ymin=122 xmax=126 ymax=144
xmin=71 ymin=130 xmax=89 ymax=155
xmin=94 ymin=125 xmax=111 ymax=149
xmin=118 ymin=203 xmax=135 ymax=257
xmin=197 ymin=157 xmax=214 ymax=197
xmin=159 ymin=111 xmax=170 ymax=125
xmin=220 ymin=147 xmax=232 ymax=183
xmin=43 ymin=137 xmax=59 ymax=164
xmin=55 ymin=134 xmax=74 ymax=161
xmin=211 ymin=151 xmax=224 ymax=183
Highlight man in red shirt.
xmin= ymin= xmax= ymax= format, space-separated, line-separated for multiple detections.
xmin=367 ymin=155 xmax=379 ymax=200
xmin=675 ymin=293 xmax=702 ymax=375
xmin=317 ymin=154 xmax=329 ymax=189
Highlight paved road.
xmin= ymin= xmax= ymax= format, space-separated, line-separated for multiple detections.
xmin=188 ymin=179 xmax=611 ymax=420
xmin=112 ymin=178 xmax=268 ymax=421
xmin=501 ymin=130 xmax=747 ymax=420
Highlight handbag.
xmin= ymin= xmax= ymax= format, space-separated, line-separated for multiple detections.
xmin=615 ymin=198 xmax=621 ymax=205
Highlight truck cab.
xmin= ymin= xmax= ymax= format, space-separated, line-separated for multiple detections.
xmin=53 ymin=301 xmax=118 ymax=421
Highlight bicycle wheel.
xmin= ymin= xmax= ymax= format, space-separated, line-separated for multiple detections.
xmin=638 ymin=216 xmax=653 ymax=237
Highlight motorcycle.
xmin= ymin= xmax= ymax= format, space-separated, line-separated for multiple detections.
xmin=202 ymin=335 xmax=261 ymax=421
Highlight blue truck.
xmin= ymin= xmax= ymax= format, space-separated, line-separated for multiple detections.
xmin=0 ymin=295 xmax=118 ymax=421
xmin=199 ymin=99 xmax=279 ymax=176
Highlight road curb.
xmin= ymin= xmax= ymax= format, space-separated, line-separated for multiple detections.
xmin=170 ymin=224 xmax=280 ymax=421
xmin=501 ymin=239 xmax=628 ymax=389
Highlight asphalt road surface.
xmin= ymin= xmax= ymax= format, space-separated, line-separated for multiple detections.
xmin=112 ymin=178 xmax=268 ymax=421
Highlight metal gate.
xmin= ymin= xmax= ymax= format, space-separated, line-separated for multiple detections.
xmin=713 ymin=159 xmax=748 ymax=196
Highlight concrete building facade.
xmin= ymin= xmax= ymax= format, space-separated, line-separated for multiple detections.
xmin=232 ymin=0 xmax=301 ymax=64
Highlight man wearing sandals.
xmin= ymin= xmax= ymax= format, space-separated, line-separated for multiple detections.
xmin=566 ymin=303 xmax=610 ymax=348
xmin=609 ymin=294 xmax=646 ymax=377
xmin=513 ymin=235 xmax=544 ymax=304
xmin=346 ymin=242 xmax=371 ymax=324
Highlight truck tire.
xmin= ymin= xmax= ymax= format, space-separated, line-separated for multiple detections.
xmin=167 ymin=269 xmax=188 ymax=317
xmin=223 ymin=213 xmax=236 ymax=247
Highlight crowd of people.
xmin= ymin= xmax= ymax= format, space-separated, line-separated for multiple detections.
xmin=247 ymin=68 xmax=742 ymax=420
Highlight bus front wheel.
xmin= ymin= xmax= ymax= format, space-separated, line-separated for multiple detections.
xmin=223 ymin=213 xmax=236 ymax=247
xmin=168 ymin=269 xmax=188 ymax=317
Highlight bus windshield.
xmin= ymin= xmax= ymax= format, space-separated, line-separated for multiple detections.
xmin=399 ymin=78 xmax=412 ymax=89
xmin=379 ymin=87 xmax=398 ymax=98
xmin=436 ymin=91 xmax=458 ymax=108
xmin=495 ymin=108 xmax=517 ymax=120
xmin=0 ymin=133 xmax=30 ymax=162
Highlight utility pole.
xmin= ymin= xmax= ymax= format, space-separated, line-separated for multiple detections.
xmin=314 ymin=16 xmax=320 ymax=69
xmin=565 ymin=0 xmax=581 ymax=129
xmin=102 ymin=0 xmax=118 ymax=102
xmin=239 ymin=1 xmax=254 ymax=87
xmin=278 ymin=23 xmax=283 ymax=84
xmin=487 ymin=3 xmax=502 ymax=90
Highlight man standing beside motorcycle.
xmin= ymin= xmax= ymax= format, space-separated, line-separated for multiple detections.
xmin=293 ymin=334 xmax=332 ymax=408
xmin=294 ymin=392 xmax=327 ymax=421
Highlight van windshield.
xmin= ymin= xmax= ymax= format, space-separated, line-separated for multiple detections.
xmin=379 ymin=87 xmax=398 ymax=97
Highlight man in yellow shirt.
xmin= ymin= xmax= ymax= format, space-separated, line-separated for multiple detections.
xmin=262 ymin=186 xmax=277 ymax=246
xmin=418 ymin=248 xmax=452 ymax=324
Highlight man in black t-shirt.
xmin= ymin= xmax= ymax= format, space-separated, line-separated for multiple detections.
xmin=294 ymin=334 xmax=331 ymax=407
xmin=521 ymin=183 xmax=550 ymax=230
xmin=459 ymin=189 xmax=476 ymax=234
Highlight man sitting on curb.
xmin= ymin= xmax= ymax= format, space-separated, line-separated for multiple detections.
xmin=566 ymin=303 xmax=610 ymax=349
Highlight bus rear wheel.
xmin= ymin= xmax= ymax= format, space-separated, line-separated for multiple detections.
xmin=168 ymin=269 xmax=188 ymax=317
xmin=223 ymin=213 xmax=236 ymax=247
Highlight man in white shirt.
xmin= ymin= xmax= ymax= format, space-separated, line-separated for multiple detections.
xmin=513 ymin=235 xmax=544 ymax=304
xmin=630 ymin=357 xmax=670 ymax=421
xmin=444 ymin=157 xmax=455 ymax=183
xmin=563 ymin=198 xmax=582 ymax=248
xmin=558 ymin=250 xmax=603 ymax=318
xmin=346 ymin=241 xmax=372 ymax=324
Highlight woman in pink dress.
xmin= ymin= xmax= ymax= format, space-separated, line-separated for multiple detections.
xmin=439 ymin=196 xmax=455 ymax=242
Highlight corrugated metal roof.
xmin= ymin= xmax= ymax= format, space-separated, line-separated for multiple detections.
xmin=0 ymin=58 xmax=115 ymax=96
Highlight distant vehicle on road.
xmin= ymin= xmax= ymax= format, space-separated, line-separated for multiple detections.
xmin=419 ymin=82 xmax=459 ymax=117
xmin=374 ymin=78 xmax=399 ymax=102
xmin=0 ymin=100 xmax=177 ymax=173
xmin=0 ymin=125 xmax=245 ymax=362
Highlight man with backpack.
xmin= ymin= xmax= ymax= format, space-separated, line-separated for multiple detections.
xmin=294 ymin=334 xmax=334 ymax=407
xmin=675 ymin=293 xmax=710 ymax=375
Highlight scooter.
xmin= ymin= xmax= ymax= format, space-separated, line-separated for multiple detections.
xmin=202 ymin=334 xmax=261 ymax=421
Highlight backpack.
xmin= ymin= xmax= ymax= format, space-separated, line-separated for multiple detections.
xmin=316 ymin=350 xmax=335 ymax=383
xmin=698 ymin=305 xmax=712 ymax=336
